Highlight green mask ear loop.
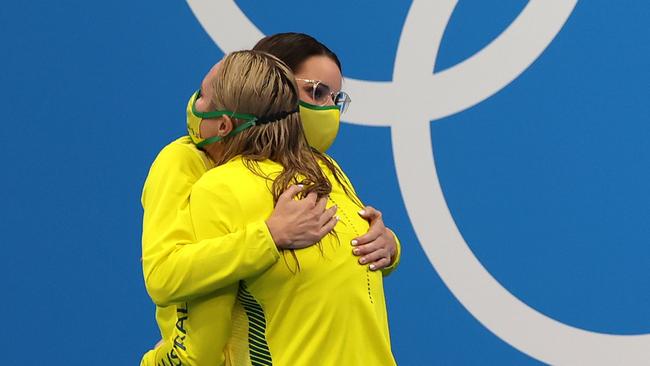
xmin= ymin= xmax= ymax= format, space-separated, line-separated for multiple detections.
xmin=191 ymin=89 xmax=259 ymax=148
xmin=196 ymin=119 xmax=258 ymax=148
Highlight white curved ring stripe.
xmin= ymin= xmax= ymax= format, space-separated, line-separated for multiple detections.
xmin=390 ymin=2 xmax=650 ymax=364
xmin=428 ymin=0 xmax=578 ymax=121
xmin=186 ymin=0 xmax=264 ymax=52
xmin=188 ymin=0 xmax=578 ymax=127
xmin=392 ymin=121 xmax=650 ymax=365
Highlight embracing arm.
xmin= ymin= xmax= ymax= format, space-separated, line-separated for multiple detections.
xmin=141 ymin=142 xmax=280 ymax=306
xmin=142 ymin=142 xmax=337 ymax=306
xmin=140 ymin=285 xmax=239 ymax=366
xmin=143 ymin=215 xmax=278 ymax=306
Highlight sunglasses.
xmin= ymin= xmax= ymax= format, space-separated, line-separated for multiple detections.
xmin=296 ymin=78 xmax=351 ymax=114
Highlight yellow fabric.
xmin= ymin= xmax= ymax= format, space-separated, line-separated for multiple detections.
xmin=167 ymin=156 xmax=396 ymax=366
xmin=140 ymin=137 xmax=280 ymax=364
xmin=325 ymin=158 xmax=402 ymax=277
xmin=186 ymin=91 xmax=206 ymax=146
xmin=298 ymin=102 xmax=340 ymax=152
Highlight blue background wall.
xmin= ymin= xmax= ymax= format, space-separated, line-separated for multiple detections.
xmin=1 ymin=1 xmax=648 ymax=364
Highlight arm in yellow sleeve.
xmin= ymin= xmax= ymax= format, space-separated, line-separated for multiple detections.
xmin=140 ymin=285 xmax=238 ymax=366
xmin=149 ymin=172 xmax=252 ymax=365
xmin=141 ymin=140 xmax=279 ymax=306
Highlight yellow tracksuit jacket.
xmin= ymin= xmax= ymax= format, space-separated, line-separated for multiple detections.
xmin=165 ymin=156 xmax=397 ymax=365
xmin=140 ymin=137 xmax=400 ymax=365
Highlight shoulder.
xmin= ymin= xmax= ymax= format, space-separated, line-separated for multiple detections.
xmin=191 ymin=158 xmax=281 ymax=222
xmin=152 ymin=136 xmax=212 ymax=173
xmin=142 ymin=136 xmax=211 ymax=202
xmin=319 ymin=154 xmax=353 ymax=186
xmin=318 ymin=153 xmax=352 ymax=179
xmin=194 ymin=157 xmax=280 ymax=195
xmin=318 ymin=154 xmax=363 ymax=206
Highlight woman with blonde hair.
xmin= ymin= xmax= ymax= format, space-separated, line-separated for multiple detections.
xmin=153 ymin=50 xmax=396 ymax=365
xmin=140 ymin=33 xmax=401 ymax=365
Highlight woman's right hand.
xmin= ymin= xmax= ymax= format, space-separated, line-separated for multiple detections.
xmin=265 ymin=185 xmax=338 ymax=249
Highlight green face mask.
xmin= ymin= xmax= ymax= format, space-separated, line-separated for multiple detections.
xmin=186 ymin=90 xmax=259 ymax=148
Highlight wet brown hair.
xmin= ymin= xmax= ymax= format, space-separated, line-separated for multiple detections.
xmin=210 ymin=50 xmax=335 ymax=201
xmin=210 ymin=51 xmax=361 ymax=270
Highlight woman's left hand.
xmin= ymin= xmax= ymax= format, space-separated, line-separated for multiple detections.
xmin=351 ymin=206 xmax=397 ymax=271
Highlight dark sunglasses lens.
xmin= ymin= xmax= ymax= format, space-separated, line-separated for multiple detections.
xmin=313 ymin=83 xmax=330 ymax=102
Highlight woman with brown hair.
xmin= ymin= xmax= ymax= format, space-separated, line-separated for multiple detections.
xmin=141 ymin=33 xmax=400 ymax=365
xmin=157 ymin=50 xmax=396 ymax=365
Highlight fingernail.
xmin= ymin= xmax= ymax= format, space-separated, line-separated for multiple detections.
xmin=297 ymin=184 xmax=304 ymax=189
xmin=359 ymin=257 xmax=366 ymax=264
xmin=358 ymin=209 xmax=366 ymax=216
xmin=353 ymin=248 xmax=360 ymax=255
xmin=369 ymin=264 xmax=376 ymax=271
xmin=351 ymin=239 xmax=358 ymax=246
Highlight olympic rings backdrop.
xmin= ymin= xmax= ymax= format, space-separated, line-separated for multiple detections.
xmin=1 ymin=1 xmax=649 ymax=365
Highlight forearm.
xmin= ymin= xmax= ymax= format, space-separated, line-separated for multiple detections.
xmin=140 ymin=288 xmax=237 ymax=366
xmin=144 ymin=220 xmax=279 ymax=306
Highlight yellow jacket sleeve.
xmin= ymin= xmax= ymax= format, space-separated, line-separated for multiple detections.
xmin=141 ymin=140 xmax=280 ymax=306
xmin=140 ymin=286 xmax=238 ymax=366
xmin=152 ymin=175 xmax=250 ymax=365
